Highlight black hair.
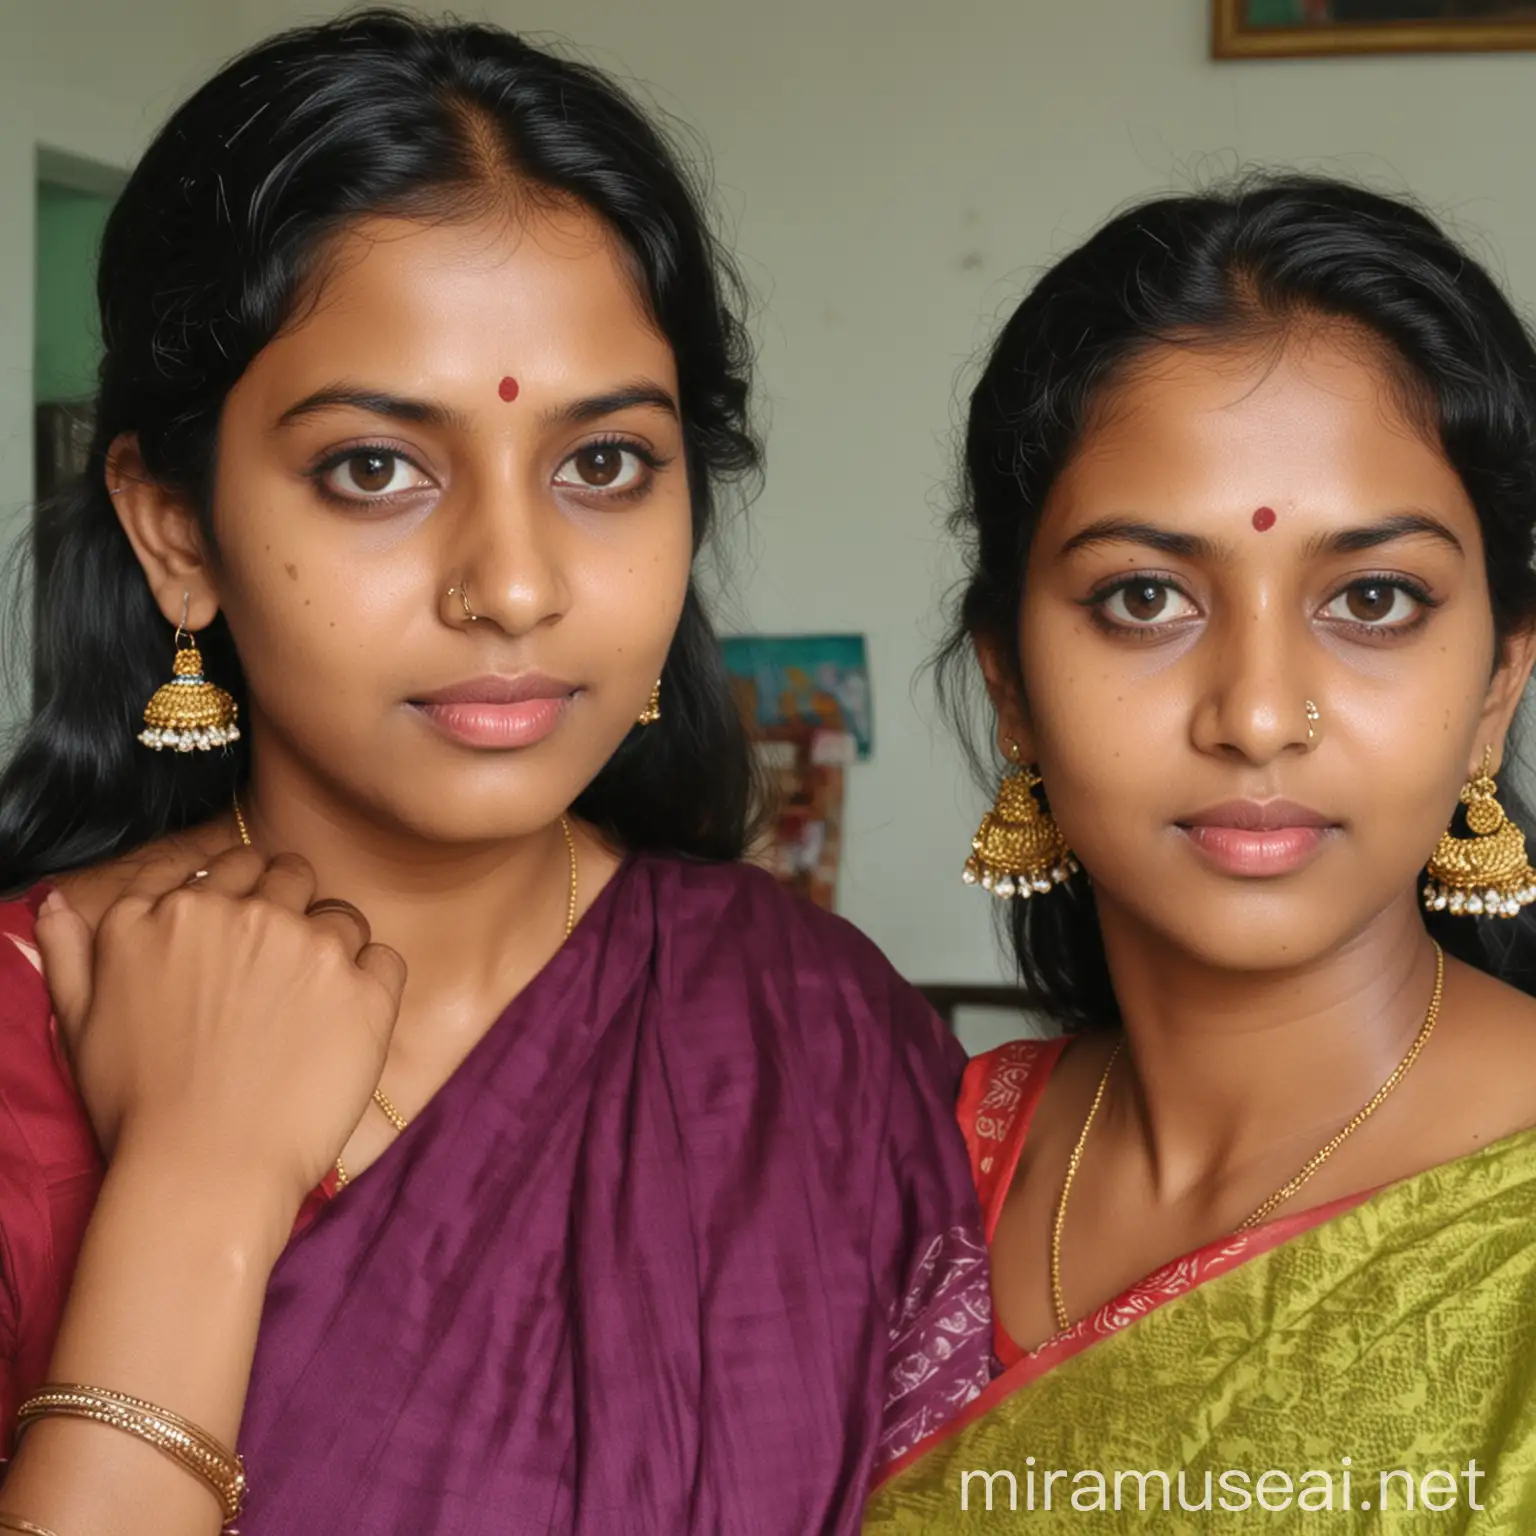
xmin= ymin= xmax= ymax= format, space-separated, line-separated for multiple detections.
xmin=937 ymin=174 xmax=1536 ymax=1030
xmin=0 ymin=9 xmax=761 ymax=892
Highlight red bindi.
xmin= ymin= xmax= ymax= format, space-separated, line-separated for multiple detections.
xmin=1251 ymin=506 xmax=1277 ymax=532
xmin=498 ymin=376 xmax=520 ymax=402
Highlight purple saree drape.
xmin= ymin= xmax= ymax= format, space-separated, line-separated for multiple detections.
xmin=236 ymin=855 xmax=992 ymax=1533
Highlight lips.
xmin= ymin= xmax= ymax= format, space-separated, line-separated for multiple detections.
xmin=1180 ymin=800 xmax=1332 ymax=832
xmin=410 ymin=674 xmax=578 ymax=749
xmin=1175 ymin=800 xmax=1338 ymax=877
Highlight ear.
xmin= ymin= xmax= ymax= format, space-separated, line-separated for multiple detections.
xmin=105 ymin=433 xmax=221 ymax=630
xmin=1477 ymin=623 xmax=1536 ymax=778
xmin=974 ymin=633 xmax=1035 ymax=763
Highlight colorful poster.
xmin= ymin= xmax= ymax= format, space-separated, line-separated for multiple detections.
xmin=720 ymin=634 xmax=872 ymax=761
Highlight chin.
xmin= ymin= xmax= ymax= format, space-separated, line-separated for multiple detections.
xmin=406 ymin=783 xmax=582 ymax=843
xmin=1106 ymin=880 xmax=1388 ymax=974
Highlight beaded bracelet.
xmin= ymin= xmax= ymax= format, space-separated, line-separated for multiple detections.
xmin=14 ymin=1384 xmax=246 ymax=1521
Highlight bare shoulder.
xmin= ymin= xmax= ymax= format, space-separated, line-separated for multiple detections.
xmin=1427 ymin=955 xmax=1536 ymax=1146
xmin=51 ymin=823 xmax=231 ymax=931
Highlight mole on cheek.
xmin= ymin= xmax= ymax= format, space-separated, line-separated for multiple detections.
xmin=498 ymin=376 xmax=520 ymax=402
xmin=285 ymin=563 xmax=299 ymax=580
xmin=1251 ymin=506 xmax=1277 ymax=532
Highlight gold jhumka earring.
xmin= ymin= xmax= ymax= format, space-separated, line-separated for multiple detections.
xmin=1422 ymin=746 xmax=1536 ymax=919
xmin=137 ymin=595 xmax=239 ymax=752
xmin=962 ymin=742 xmax=1077 ymax=900
xmin=637 ymin=679 xmax=662 ymax=726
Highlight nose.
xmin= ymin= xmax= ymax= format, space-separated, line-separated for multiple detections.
xmin=1188 ymin=593 xmax=1314 ymax=765
xmin=448 ymin=465 xmax=572 ymax=638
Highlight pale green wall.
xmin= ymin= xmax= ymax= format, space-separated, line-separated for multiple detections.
xmin=34 ymin=181 xmax=113 ymax=403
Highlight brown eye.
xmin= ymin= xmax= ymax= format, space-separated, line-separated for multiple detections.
xmin=1346 ymin=583 xmax=1393 ymax=621
xmin=575 ymin=446 xmax=621 ymax=486
xmin=1097 ymin=577 xmax=1199 ymax=631
xmin=1099 ymin=579 xmax=1197 ymax=628
xmin=1122 ymin=583 xmax=1169 ymax=622
xmin=553 ymin=442 xmax=649 ymax=495
xmin=318 ymin=449 xmax=428 ymax=501
xmin=1322 ymin=581 xmax=1420 ymax=628
xmin=349 ymin=452 xmax=395 ymax=493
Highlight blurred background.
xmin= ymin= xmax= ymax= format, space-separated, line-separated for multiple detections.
xmin=3 ymin=1 xmax=1535 ymax=1047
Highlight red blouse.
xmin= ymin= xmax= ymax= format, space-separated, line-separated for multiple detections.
xmin=0 ymin=887 xmax=338 ymax=1462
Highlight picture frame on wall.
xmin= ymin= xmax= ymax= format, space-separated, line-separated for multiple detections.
xmin=1213 ymin=1 xmax=1536 ymax=57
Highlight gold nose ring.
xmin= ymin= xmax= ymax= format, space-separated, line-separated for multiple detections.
xmin=448 ymin=582 xmax=479 ymax=623
xmin=1304 ymin=699 xmax=1320 ymax=743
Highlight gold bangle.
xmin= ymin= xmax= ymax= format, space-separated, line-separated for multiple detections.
xmin=14 ymin=1384 xmax=246 ymax=1521
xmin=0 ymin=1516 xmax=62 ymax=1536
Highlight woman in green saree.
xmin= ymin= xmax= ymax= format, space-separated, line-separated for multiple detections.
xmin=868 ymin=177 xmax=1536 ymax=1532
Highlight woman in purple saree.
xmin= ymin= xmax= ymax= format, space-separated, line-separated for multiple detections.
xmin=235 ymin=855 xmax=986 ymax=1531
xmin=0 ymin=13 xmax=989 ymax=1533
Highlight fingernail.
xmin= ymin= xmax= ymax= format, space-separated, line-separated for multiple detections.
xmin=39 ymin=891 xmax=65 ymax=916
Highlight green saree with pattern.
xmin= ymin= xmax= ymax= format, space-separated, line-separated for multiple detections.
xmin=865 ymin=1039 xmax=1536 ymax=1534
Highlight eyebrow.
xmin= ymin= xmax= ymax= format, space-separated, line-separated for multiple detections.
xmin=1305 ymin=510 xmax=1464 ymax=559
xmin=276 ymin=386 xmax=472 ymax=433
xmin=1057 ymin=518 xmax=1223 ymax=562
xmin=275 ymin=379 xmax=680 ymax=434
xmin=540 ymin=382 xmax=679 ymax=429
xmin=1057 ymin=510 xmax=1464 ymax=562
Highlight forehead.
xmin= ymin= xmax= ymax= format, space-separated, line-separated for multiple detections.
xmin=1046 ymin=332 xmax=1473 ymax=538
xmin=243 ymin=206 xmax=675 ymax=401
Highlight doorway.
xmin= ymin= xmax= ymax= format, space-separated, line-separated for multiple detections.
xmin=33 ymin=148 xmax=123 ymax=704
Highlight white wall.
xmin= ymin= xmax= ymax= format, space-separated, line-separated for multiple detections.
xmin=9 ymin=1 xmax=1536 ymax=990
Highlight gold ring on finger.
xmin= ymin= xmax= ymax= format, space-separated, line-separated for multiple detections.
xmin=305 ymin=897 xmax=371 ymax=944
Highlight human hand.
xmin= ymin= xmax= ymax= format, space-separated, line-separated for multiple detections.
xmin=34 ymin=848 xmax=406 ymax=1249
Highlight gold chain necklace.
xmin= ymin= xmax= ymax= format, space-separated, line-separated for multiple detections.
xmin=233 ymin=795 xmax=579 ymax=1187
xmin=1049 ymin=942 xmax=1445 ymax=1335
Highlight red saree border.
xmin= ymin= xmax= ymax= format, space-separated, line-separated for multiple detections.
xmin=875 ymin=1037 xmax=1377 ymax=1488
xmin=962 ymin=1036 xmax=1067 ymax=1246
